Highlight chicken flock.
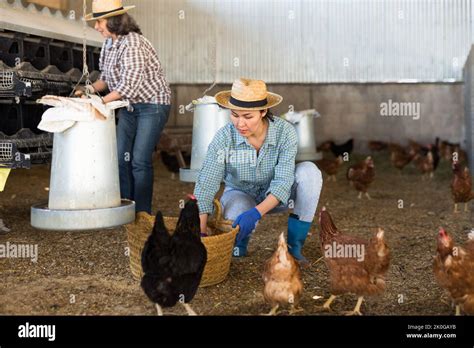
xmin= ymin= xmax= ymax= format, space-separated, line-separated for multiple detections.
xmin=313 ymin=137 xmax=473 ymax=316
xmin=139 ymin=137 xmax=472 ymax=316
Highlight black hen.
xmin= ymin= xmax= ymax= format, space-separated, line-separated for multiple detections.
xmin=141 ymin=198 xmax=207 ymax=315
xmin=330 ymin=139 xmax=354 ymax=157
xmin=160 ymin=151 xmax=191 ymax=173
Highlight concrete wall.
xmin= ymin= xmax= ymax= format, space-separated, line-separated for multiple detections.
xmin=168 ymin=83 xmax=465 ymax=153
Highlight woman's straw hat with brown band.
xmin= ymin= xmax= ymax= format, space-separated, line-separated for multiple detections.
xmin=215 ymin=78 xmax=283 ymax=111
xmin=85 ymin=0 xmax=135 ymax=21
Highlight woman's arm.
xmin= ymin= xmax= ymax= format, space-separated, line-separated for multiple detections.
xmin=264 ymin=125 xmax=298 ymax=207
xmin=92 ymin=79 xmax=108 ymax=93
xmin=87 ymin=80 xmax=122 ymax=104
xmin=199 ymin=214 xmax=208 ymax=233
xmin=194 ymin=129 xmax=228 ymax=233
xmin=102 ymin=90 xmax=122 ymax=104
xmin=74 ymin=79 xmax=109 ymax=97
xmin=256 ymin=194 xmax=280 ymax=216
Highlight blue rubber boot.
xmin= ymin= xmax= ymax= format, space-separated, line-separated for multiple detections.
xmin=287 ymin=214 xmax=312 ymax=265
xmin=233 ymin=236 xmax=250 ymax=257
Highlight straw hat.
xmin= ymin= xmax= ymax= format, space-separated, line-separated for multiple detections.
xmin=215 ymin=78 xmax=282 ymax=110
xmin=85 ymin=0 xmax=135 ymax=21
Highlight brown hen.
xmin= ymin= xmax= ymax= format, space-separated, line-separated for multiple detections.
xmin=451 ymin=161 xmax=474 ymax=213
xmin=390 ymin=147 xmax=416 ymax=174
xmin=413 ymin=150 xmax=434 ymax=179
xmin=433 ymin=228 xmax=474 ymax=315
xmin=316 ymin=156 xmax=344 ymax=182
xmin=347 ymin=156 xmax=375 ymax=199
xmin=318 ymin=207 xmax=390 ymax=315
xmin=368 ymin=140 xmax=388 ymax=152
xmin=262 ymin=232 xmax=303 ymax=315
xmin=451 ymin=145 xmax=468 ymax=164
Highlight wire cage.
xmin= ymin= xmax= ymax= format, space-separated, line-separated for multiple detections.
xmin=0 ymin=71 xmax=14 ymax=91
xmin=0 ymin=142 xmax=13 ymax=163
xmin=0 ymin=141 xmax=31 ymax=169
xmin=0 ymin=70 xmax=32 ymax=98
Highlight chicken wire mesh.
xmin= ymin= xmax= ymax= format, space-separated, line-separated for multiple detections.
xmin=0 ymin=71 xmax=14 ymax=90
xmin=20 ymin=77 xmax=44 ymax=93
xmin=0 ymin=142 xmax=13 ymax=162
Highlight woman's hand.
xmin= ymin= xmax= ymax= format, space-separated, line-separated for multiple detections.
xmin=74 ymin=80 xmax=108 ymax=97
xmin=232 ymin=207 xmax=262 ymax=242
xmin=199 ymin=213 xmax=208 ymax=234
xmin=74 ymin=85 xmax=95 ymax=97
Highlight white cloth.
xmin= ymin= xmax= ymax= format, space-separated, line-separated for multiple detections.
xmin=37 ymin=95 xmax=128 ymax=133
xmin=185 ymin=95 xmax=218 ymax=112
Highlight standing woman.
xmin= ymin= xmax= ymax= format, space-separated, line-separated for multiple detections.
xmin=194 ymin=78 xmax=323 ymax=265
xmin=78 ymin=0 xmax=171 ymax=214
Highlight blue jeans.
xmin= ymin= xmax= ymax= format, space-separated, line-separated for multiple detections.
xmin=117 ymin=103 xmax=170 ymax=214
xmin=220 ymin=161 xmax=323 ymax=223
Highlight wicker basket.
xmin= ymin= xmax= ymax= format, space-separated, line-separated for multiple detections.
xmin=125 ymin=199 xmax=238 ymax=287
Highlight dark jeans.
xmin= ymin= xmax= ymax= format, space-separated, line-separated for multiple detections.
xmin=117 ymin=103 xmax=170 ymax=214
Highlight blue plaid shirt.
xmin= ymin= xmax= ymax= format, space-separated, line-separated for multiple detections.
xmin=194 ymin=116 xmax=298 ymax=214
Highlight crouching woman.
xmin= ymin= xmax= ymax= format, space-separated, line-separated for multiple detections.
xmin=193 ymin=78 xmax=323 ymax=264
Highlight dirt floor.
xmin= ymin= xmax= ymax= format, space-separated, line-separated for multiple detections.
xmin=0 ymin=150 xmax=472 ymax=316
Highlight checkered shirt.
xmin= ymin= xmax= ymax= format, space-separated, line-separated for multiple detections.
xmin=99 ymin=32 xmax=171 ymax=105
xmin=194 ymin=116 xmax=298 ymax=214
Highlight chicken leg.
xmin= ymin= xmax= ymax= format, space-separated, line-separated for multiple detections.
xmin=155 ymin=304 xmax=163 ymax=316
xmin=464 ymin=203 xmax=469 ymax=213
xmin=455 ymin=305 xmax=461 ymax=316
xmin=289 ymin=304 xmax=304 ymax=315
xmin=454 ymin=203 xmax=459 ymax=213
xmin=263 ymin=304 xmax=280 ymax=316
xmin=343 ymin=296 xmax=364 ymax=316
xmin=357 ymin=192 xmax=372 ymax=200
xmin=181 ymin=302 xmax=197 ymax=316
xmin=322 ymin=294 xmax=337 ymax=311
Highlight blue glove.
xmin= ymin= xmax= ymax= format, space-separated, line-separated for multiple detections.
xmin=232 ymin=208 xmax=262 ymax=243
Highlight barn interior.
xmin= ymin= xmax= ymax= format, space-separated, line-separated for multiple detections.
xmin=0 ymin=0 xmax=473 ymax=318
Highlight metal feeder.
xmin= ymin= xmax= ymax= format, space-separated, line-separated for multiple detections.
xmin=31 ymin=112 xmax=135 ymax=231
xmin=180 ymin=99 xmax=231 ymax=182
xmin=282 ymin=109 xmax=323 ymax=162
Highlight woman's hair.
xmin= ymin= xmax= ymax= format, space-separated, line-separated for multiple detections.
xmin=262 ymin=109 xmax=275 ymax=122
xmin=228 ymin=108 xmax=275 ymax=121
xmin=106 ymin=14 xmax=142 ymax=35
